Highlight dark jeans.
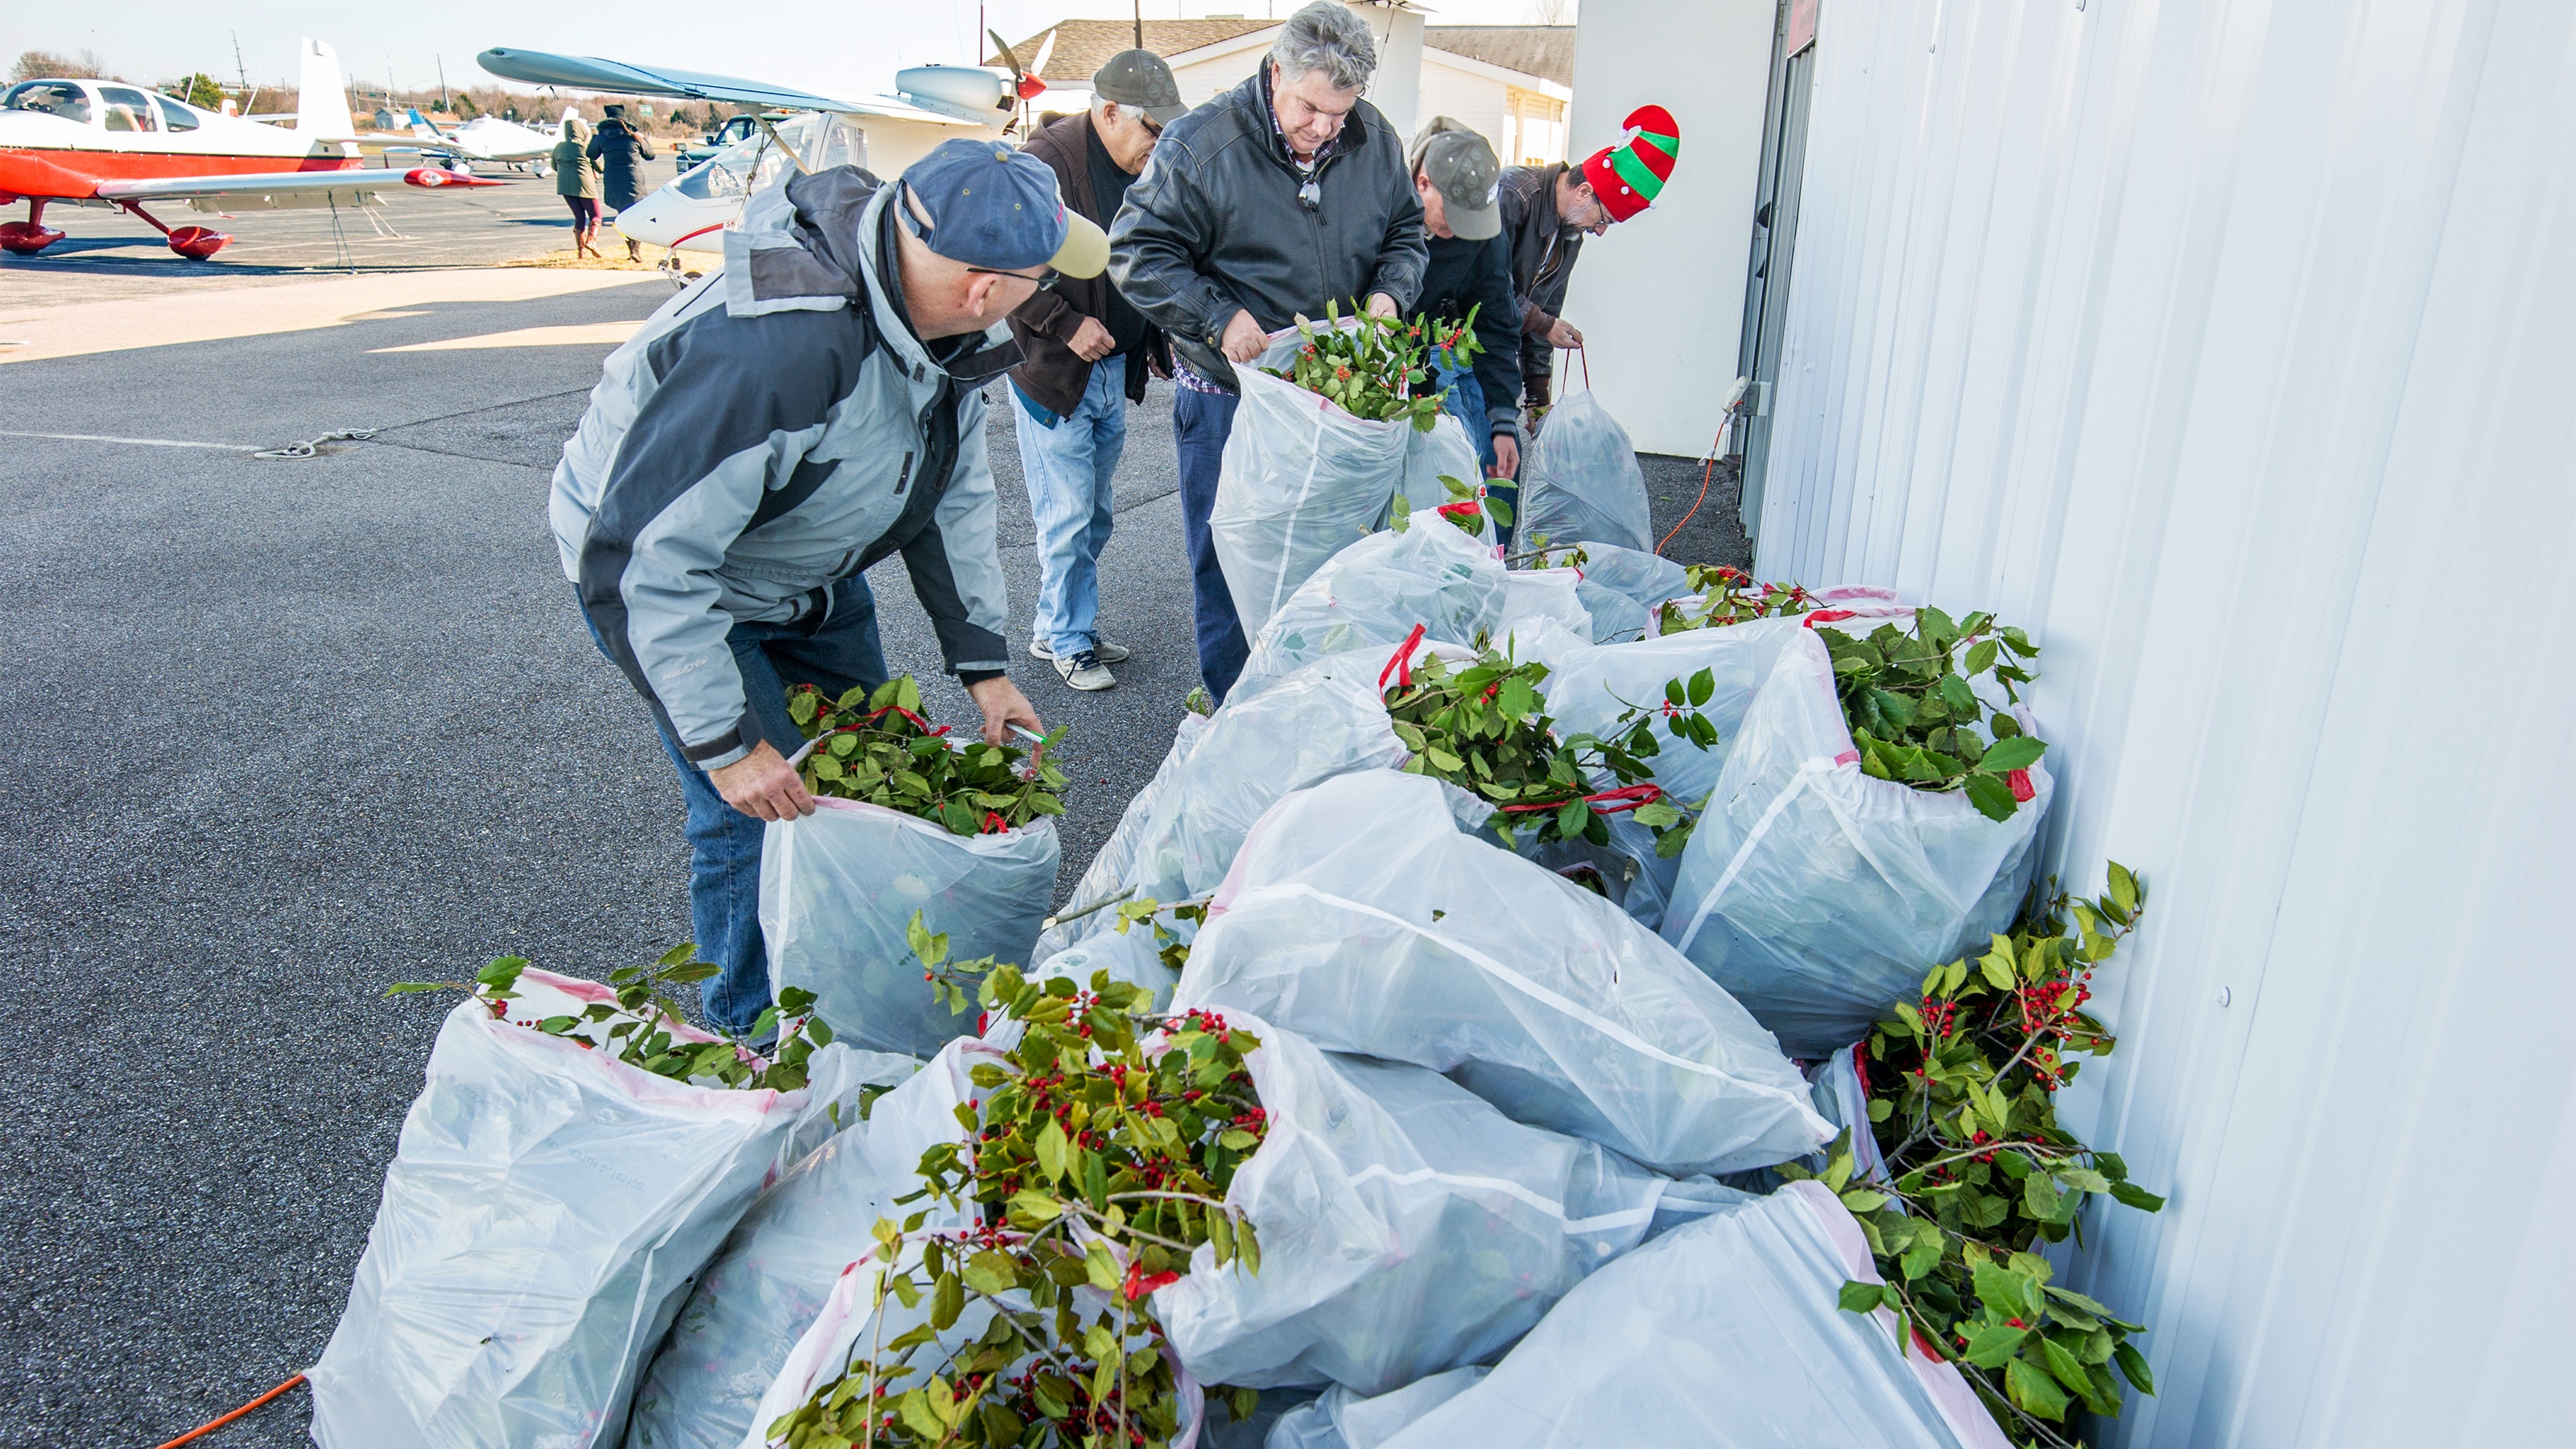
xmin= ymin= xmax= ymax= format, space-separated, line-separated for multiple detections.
xmin=583 ymin=576 xmax=887 ymax=1036
xmin=1435 ymin=356 xmax=1515 ymax=549
xmin=1174 ymin=385 xmax=1250 ymax=704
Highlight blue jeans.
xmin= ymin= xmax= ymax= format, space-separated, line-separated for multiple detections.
xmin=1012 ymin=367 xmax=1126 ymax=657
xmin=1435 ymin=358 xmax=1515 ymax=548
xmin=584 ymin=576 xmax=887 ymax=1036
xmin=1174 ymin=384 xmax=1250 ymax=703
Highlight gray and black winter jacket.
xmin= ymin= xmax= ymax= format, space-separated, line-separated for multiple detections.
xmin=551 ymin=167 xmax=1018 ymax=772
xmin=1108 ymin=66 xmax=1426 ymax=391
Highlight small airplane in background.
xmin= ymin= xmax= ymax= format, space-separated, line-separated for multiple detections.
xmin=476 ymin=43 xmax=1043 ymax=261
xmin=385 ymin=105 xmax=572 ymax=175
xmin=0 ymin=37 xmax=500 ymax=259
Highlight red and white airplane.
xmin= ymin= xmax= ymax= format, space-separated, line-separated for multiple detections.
xmin=0 ymin=37 xmax=499 ymax=260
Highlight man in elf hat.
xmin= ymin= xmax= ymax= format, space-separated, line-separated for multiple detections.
xmin=1495 ymin=104 xmax=1679 ymax=417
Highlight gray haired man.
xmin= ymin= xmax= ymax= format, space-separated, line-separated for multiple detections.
xmin=1108 ymin=0 xmax=1427 ymax=704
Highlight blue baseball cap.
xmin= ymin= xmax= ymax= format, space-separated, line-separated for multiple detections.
xmin=898 ymin=138 xmax=1108 ymax=278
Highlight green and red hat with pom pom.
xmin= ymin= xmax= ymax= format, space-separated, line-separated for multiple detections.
xmin=1580 ymin=105 xmax=1680 ymax=222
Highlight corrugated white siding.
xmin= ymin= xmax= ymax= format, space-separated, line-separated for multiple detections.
xmin=1418 ymin=56 xmax=1512 ymax=156
xmin=1753 ymin=0 xmax=2576 ymax=1443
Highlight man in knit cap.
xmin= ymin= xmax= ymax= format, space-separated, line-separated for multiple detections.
xmin=1495 ymin=104 xmax=1680 ymax=418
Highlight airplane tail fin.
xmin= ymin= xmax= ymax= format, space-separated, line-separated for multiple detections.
xmin=295 ymin=37 xmax=358 ymax=139
xmin=407 ymin=106 xmax=442 ymax=139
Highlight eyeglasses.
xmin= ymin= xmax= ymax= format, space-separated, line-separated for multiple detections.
xmin=967 ymin=266 xmax=1059 ymax=291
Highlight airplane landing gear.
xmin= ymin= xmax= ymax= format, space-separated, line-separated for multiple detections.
xmin=1 ymin=200 xmax=67 ymax=255
xmin=112 ymin=198 xmax=231 ymax=260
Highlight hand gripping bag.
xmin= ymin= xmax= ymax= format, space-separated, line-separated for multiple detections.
xmin=761 ymin=797 xmax=1060 ymax=1055
xmin=1238 ymin=520 xmax=1509 ymax=692
xmin=1662 ymin=626 xmax=2053 ymax=1056
xmin=622 ymin=1039 xmax=997 ymax=1449
xmin=1216 ymin=321 xmax=1414 ymax=633
xmin=1515 ymin=388 xmax=1653 ymax=554
xmin=1374 ymin=1183 xmax=2011 ymax=1449
xmin=1038 ymin=712 xmax=1210 ymax=960
xmin=1174 ymin=770 xmax=1831 ymax=1176
xmin=1153 ymin=1020 xmax=1749 ymax=1396
xmin=309 ymin=972 xmax=807 ymax=1449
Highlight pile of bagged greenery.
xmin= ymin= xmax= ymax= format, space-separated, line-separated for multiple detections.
xmin=1815 ymin=608 xmax=2046 ymax=822
xmin=786 ymin=676 xmax=1067 ymax=838
xmin=765 ymin=965 xmax=1268 ymax=1448
xmin=1785 ymin=866 xmax=2163 ymax=1447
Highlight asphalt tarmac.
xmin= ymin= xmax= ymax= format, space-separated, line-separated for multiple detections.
xmin=0 ymin=209 xmax=1746 ymax=1447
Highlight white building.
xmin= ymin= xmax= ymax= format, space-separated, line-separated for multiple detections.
xmin=1572 ymin=1 xmax=2574 ymax=1443
xmin=989 ymin=13 xmax=1572 ymax=166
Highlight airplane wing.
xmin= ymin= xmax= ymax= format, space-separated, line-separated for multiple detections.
xmin=475 ymin=47 xmax=985 ymax=126
xmin=93 ymin=168 xmax=504 ymax=201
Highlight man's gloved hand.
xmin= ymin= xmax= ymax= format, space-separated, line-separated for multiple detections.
xmin=710 ymin=741 xmax=816 ymax=823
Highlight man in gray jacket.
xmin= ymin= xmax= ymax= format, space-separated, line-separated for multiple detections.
xmin=551 ymin=138 xmax=1104 ymax=1036
xmin=1108 ymin=0 xmax=1426 ymax=704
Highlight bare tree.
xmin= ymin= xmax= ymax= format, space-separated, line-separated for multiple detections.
xmin=11 ymin=48 xmax=109 ymax=83
xmin=1530 ymin=0 xmax=1576 ymax=25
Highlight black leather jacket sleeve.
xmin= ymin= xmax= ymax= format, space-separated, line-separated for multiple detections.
xmin=1108 ymin=137 xmax=1242 ymax=357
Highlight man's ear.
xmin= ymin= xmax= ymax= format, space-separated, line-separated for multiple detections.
xmin=962 ymin=269 xmax=1005 ymax=316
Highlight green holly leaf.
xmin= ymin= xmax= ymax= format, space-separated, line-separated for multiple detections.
xmin=2110 ymin=1180 xmax=2167 ymax=1212
xmin=2006 ymin=1355 xmax=2072 ymax=1420
xmin=1837 ymin=1281 xmax=1886 ymax=1314
xmin=1980 ymin=736 xmax=2047 ymax=772
xmin=1963 ymin=771 xmax=2020 ymax=822
xmin=2114 ymin=1340 xmax=2157 ymax=1395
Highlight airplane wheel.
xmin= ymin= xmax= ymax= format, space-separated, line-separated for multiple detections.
xmin=0 ymin=221 xmax=66 ymax=255
xmin=167 ymin=226 xmax=231 ymax=260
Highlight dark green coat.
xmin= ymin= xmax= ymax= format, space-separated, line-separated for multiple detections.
xmin=551 ymin=139 xmax=598 ymax=199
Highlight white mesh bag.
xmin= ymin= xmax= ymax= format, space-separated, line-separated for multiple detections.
xmin=1374 ymin=1183 xmax=2011 ymax=1449
xmin=622 ymin=1040 xmax=994 ymax=1449
xmin=1238 ymin=519 xmax=1509 ymax=691
xmin=1154 ymin=1021 xmax=1748 ymax=1396
xmin=310 ymin=972 xmax=807 ymax=1449
xmin=1662 ymin=626 xmax=2053 ymax=1056
xmin=1175 ymin=770 xmax=1831 ymax=1176
xmin=761 ymin=799 xmax=1059 ymax=1055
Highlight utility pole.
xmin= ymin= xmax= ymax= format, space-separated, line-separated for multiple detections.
xmin=437 ymin=56 xmax=449 ymax=114
xmin=1135 ymin=0 xmax=1145 ymax=48
xmin=230 ymin=31 xmax=250 ymax=103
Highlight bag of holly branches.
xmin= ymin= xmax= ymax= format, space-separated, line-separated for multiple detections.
xmin=1516 ymin=386 xmax=1653 ymax=553
xmin=625 ymin=1035 xmax=997 ymax=1449
xmin=1647 ymin=566 xmax=1909 ymax=636
xmin=310 ymin=956 xmax=829 ymax=1449
xmin=736 ymin=966 xmax=1270 ymax=1449
xmin=1215 ymin=308 xmax=1477 ymax=632
xmin=762 ymin=676 xmax=1063 ymax=1056
xmin=1236 ymin=510 xmax=1508 ymax=692
xmin=1370 ymin=1183 xmax=2011 ymax=1449
xmin=1390 ymin=411 xmax=1495 ymax=546
xmin=1178 ymin=770 xmax=1831 ymax=1176
xmin=1664 ymin=609 xmax=2054 ymax=1055
xmin=1155 ymin=1018 xmax=1750 ymax=1397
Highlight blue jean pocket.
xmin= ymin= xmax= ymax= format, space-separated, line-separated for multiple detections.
xmin=1010 ymin=378 xmax=1059 ymax=429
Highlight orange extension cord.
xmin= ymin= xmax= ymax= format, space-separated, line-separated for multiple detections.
xmin=153 ymin=1373 xmax=307 ymax=1449
xmin=1552 ymin=343 xmax=1737 ymax=558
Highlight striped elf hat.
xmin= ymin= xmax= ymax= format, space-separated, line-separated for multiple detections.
xmin=1580 ymin=105 xmax=1680 ymax=222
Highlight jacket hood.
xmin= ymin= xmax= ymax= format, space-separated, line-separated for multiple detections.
xmin=723 ymin=166 xmax=1019 ymax=386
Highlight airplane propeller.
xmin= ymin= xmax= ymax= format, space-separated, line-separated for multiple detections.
xmin=987 ymin=27 xmax=1055 ymax=133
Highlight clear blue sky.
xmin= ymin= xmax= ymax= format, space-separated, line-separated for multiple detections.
xmin=5 ymin=0 xmax=1566 ymax=103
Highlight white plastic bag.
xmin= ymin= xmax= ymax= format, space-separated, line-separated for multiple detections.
xmin=1154 ymin=1021 xmax=1748 ymax=1396
xmin=1176 ymin=771 xmax=1831 ymax=1176
xmin=1376 ymin=1182 xmax=2011 ymax=1449
xmin=1239 ymin=520 xmax=1508 ymax=691
xmin=1498 ymin=569 xmax=1593 ymax=643
xmin=623 ymin=1040 xmax=994 ymax=1449
xmin=310 ymin=974 xmax=806 ymax=1449
xmin=1264 ymin=1367 xmax=1489 ymax=1449
xmin=1530 ymin=541 xmax=1690 ymax=612
xmin=1392 ymin=411 xmax=1492 ymax=545
xmin=1040 ymin=714 xmax=1210 ymax=960
xmin=1662 ymin=627 xmax=2053 ymax=1055
xmin=1216 ymin=323 xmax=1413 ymax=632
xmin=1517 ymin=389 xmax=1652 ymax=554
xmin=762 ymin=799 xmax=1060 ymax=1055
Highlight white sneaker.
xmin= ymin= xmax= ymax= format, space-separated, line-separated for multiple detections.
xmin=1054 ymin=648 xmax=1117 ymax=691
xmin=1030 ymin=638 xmax=1131 ymax=663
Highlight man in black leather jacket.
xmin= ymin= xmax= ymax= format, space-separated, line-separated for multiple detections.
xmin=1107 ymin=0 xmax=1426 ymax=704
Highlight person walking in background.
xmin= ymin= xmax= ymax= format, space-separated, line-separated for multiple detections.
xmin=552 ymin=115 xmax=602 ymax=260
xmin=1495 ymin=105 xmax=1679 ymax=422
xmin=1406 ymin=117 xmax=1524 ymax=542
xmin=587 ymin=103 xmax=660 ymax=262
xmin=551 ymin=139 xmax=1098 ymax=1038
xmin=1003 ymin=51 xmax=1186 ymax=694
xmin=1108 ymin=0 xmax=1426 ymax=705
